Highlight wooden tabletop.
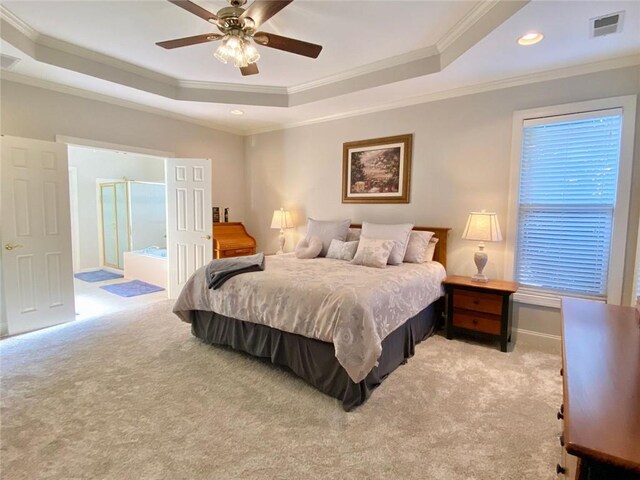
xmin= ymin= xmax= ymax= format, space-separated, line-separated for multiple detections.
xmin=561 ymin=298 xmax=640 ymax=472
xmin=442 ymin=275 xmax=519 ymax=293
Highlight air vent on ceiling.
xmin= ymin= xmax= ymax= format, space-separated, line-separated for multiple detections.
xmin=590 ymin=11 xmax=624 ymax=38
xmin=0 ymin=54 xmax=20 ymax=71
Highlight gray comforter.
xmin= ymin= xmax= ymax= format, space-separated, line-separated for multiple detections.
xmin=173 ymin=254 xmax=446 ymax=383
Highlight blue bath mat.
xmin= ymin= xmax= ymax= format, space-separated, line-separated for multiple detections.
xmin=100 ymin=280 xmax=164 ymax=297
xmin=74 ymin=270 xmax=123 ymax=282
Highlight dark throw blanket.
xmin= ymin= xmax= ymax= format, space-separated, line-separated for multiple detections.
xmin=205 ymin=253 xmax=265 ymax=289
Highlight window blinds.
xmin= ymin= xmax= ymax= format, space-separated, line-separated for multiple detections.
xmin=516 ymin=110 xmax=622 ymax=297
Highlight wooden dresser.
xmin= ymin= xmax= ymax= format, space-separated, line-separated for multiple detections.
xmin=559 ymin=298 xmax=640 ymax=479
xmin=212 ymin=222 xmax=256 ymax=259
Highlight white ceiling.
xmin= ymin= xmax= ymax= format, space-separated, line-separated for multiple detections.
xmin=1 ymin=0 xmax=478 ymax=86
xmin=1 ymin=0 xmax=639 ymax=134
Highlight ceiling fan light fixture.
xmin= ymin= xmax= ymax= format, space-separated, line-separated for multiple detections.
xmin=243 ymin=41 xmax=260 ymax=64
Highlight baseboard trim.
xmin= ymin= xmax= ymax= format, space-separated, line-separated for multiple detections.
xmin=516 ymin=328 xmax=561 ymax=351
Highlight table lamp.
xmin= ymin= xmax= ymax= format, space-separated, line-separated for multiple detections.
xmin=270 ymin=208 xmax=293 ymax=254
xmin=462 ymin=211 xmax=502 ymax=282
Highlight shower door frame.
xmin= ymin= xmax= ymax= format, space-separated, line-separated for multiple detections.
xmin=99 ymin=181 xmax=131 ymax=270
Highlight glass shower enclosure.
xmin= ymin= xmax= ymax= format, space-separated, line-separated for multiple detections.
xmin=99 ymin=181 xmax=166 ymax=269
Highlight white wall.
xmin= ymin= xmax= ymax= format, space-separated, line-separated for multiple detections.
xmin=68 ymin=146 xmax=165 ymax=270
xmin=243 ymin=65 xmax=640 ymax=338
xmin=0 ymin=80 xmax=246 ymax=222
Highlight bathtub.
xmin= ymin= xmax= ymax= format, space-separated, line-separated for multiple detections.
xmin=123 ymin=247 xmax=168 ymax=289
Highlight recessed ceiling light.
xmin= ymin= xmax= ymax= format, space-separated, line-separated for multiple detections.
xmin=230 ymin=109 xmax=244 ymax=115
xmin=517 ymin=31 xmax=544 ymax=46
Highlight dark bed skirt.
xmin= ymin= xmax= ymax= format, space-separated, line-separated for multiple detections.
xmin=191 ymin=301 xmax=442 ymax=411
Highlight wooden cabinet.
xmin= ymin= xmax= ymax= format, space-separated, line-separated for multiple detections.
xmin=559 ymin=298 xmax=640 ymax=479
xmin=212 ymin=222 xmax=256 ymax=259
xmin=443 ymin=276 xmax=518 ymax=352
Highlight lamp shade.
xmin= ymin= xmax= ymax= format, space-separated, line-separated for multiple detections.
xmin=462 ymin=211 xmax=502 ymax=242
xmin=270 ymin=208 xmax=293 ymax=230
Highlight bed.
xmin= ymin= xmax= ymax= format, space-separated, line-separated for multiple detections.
xmin=173 ymin=226 xmax=449 ymax=410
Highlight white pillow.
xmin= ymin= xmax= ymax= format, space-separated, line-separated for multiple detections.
xmin=403 ymin=231 xmax=436 ymax=263
xmin=295 ymin=236 xmax=323 ymax=259
xmin=346 ymin=228 xmax=361 ymax=242
xmin=326 ymin=239 xmax=359 ymax=261
xmin=425 ymin=238 xmax=439 ymax=262
xmin=361 ymin=222 xmax=414 ymax=265
xmin=306 ymin=218 xmax=351 ymax=257
xmin=351 ymin=236 xmax=395 ymax=269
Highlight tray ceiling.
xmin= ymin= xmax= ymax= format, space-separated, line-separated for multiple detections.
xmin=1 ymin=0 xmax=639 ymax=134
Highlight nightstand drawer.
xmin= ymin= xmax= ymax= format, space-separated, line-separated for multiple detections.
xmin=453 ymin=310 xmax=501 ymax=335
xmin=453 ymin=290 xmax=502 ymax=315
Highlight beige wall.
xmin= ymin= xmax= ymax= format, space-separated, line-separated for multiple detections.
xmin=244 ymin=65 xmax=640 ymax=337
xmin=0 ymin=80 xmax=246 ymax=222
xmin=0 ymin=80 xmax=246 ymax=335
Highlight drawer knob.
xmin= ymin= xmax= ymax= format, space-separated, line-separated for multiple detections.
xmin=560 ymin=404 xmax=564 ymax=414
xmin=556 ymin=464 xmax=566 ymax=475
xmin=557 ymin=411 xmax=564 ymax=420
xmin=559 ymin=434 xmax=564 ymax=447
xmin=472 ymin=319 xmax=478 ymax=324
xmin=473 ymin=300 xmax=479 ymax=305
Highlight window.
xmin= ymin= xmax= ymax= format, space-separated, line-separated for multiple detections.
xmin=516 ymin=110 xmax=622 ymax=298
xmin=506 ymin=96 xmax=636 ymax=307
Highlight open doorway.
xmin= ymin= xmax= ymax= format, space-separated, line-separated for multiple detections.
xmin=67 ymin=145 xmax=168 ymax=320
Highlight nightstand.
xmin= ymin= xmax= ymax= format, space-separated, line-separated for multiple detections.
xmin=443 ymin=275 xmax=519 ymax=352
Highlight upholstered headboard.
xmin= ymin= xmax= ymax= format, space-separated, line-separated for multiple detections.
xmin=349 ymin=224 xmax=451 ymax=270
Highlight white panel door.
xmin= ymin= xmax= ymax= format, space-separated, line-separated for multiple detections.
xmin=1 ymin=135 xmax=75 ymax=335
xmin=165 ymin=158 xmax=212 ymax=298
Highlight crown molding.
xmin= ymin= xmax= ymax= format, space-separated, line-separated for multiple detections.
xmin=286 ymin=45 xmax=440 ymax=95
xmin=245 ymin=54 xmax=640 ymax=136
xmin=0 ymin=1 xmax=526 ymax=107
xmin=0 ymin=4 xmax=37 ymax=41
xmin=179 ymin=79 xmax=286 ymax=95
xmin=0 ymin=71 xmax=246 ymax=135
xmin=436 ymin=0 xmax=501 ymax=52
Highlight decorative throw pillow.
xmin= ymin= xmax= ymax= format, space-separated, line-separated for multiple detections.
xmin=306 ymin=218 xmax=351 ymax=257
xmin=346 ymin=228 xmax=361 ymax=242
xmin=351 ymin=236 xmax=395 ymax=269
xmin=403 ymin=231 xmax=436 ymax=263
xmin=424 ymin=238 xmax=439 ymax=262
xmin=361 ymin=222 xmax=414 ymax=265
xmin=326 ymin=239 xmax=359 ymax=261
xmin=295 ymin=236 xmax=323 ymax=259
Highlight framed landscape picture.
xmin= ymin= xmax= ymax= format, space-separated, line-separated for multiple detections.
xmin=342 ymin=134 xmax=412 ymax=204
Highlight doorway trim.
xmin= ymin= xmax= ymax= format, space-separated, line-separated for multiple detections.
xmin=56 ymin=135 xmax=175 ymax=158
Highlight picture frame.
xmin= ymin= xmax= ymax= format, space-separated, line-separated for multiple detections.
xmin=342 ymin=134 xmax=412 ymax=204
xmin=212 ymin=206 xmax=220 ymax=223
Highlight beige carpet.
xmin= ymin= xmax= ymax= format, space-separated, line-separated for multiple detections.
xmin=1 ymin=300 xmax=562 ymax=480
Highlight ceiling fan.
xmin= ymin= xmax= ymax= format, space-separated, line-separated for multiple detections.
xmin=156 ymin=0 xmax=323 ymax=76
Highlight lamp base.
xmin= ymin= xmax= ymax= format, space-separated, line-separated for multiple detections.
xmin=472 ymin=248 xmax=489 ymax=282
xmin=471 ymin=273 xmax=489 ymax=283
xmin=276 ymin=230 xmax=285 ymax=255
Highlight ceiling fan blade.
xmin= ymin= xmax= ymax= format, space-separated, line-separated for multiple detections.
xmin=168 ymin=0 xmax=218 ymax=23
xmin=156 ymin=33 xmax=223 ymax=49
xmin=254 ymin=32 xmax=322 ymax=58
xmin=241 ymin=0 xmax=293 ymax=28
xmin=240 ymin=63 xmax=259 ymax=76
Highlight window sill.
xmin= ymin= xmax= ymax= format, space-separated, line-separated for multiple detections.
xmin=514 ymin=289 xmax=606 ymax=309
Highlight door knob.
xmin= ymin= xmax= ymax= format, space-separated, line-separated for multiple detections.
xmin=201 ymin=235 xmax=212 ymax=240
xmin=4 ymin=243 xmax=23 ymax=251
